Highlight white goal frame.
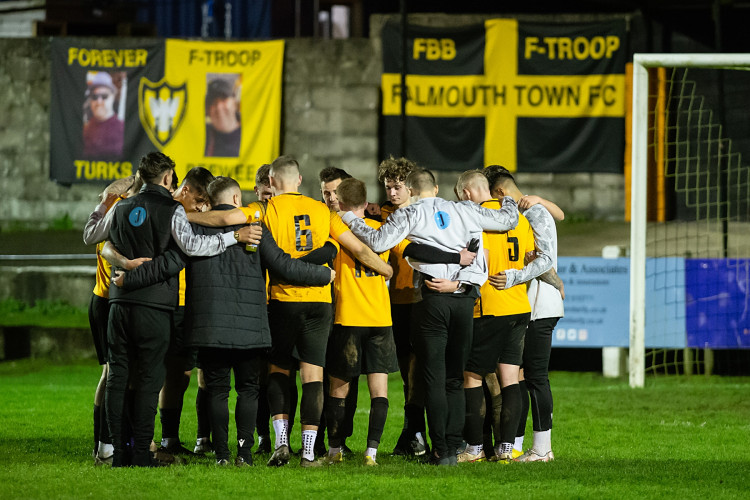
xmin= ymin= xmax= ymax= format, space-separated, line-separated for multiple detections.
xmin=630 ymin=53 xmax=750 ymax=388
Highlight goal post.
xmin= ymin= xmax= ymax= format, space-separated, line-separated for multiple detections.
xmin=629 ymin=53 xmax=750 ymax=388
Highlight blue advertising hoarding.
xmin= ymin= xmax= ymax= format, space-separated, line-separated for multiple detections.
xmin=685 ymin=259 xmax=750 ymax=348
xmin=553 ymin=257 xmax=630 ymax=347
xmin=645 ymin=257 xmax=686 ymax=348
xmin=551 ymin=257 xmax=748 ymax=349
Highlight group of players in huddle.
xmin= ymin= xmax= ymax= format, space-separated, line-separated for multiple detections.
xmin=83 ymin=152 xmax=564 ymax=468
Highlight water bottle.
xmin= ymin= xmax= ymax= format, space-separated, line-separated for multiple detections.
xmin=246 ymin=211 xmax=261 ymax=252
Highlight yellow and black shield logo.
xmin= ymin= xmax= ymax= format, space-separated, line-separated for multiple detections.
xmin=138 ymin=77 xmax=187 ymax=149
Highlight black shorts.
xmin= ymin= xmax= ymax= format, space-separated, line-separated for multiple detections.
xmin=88 ymin=293 xmax=110 ymax=365
xmin=390 ymin=303 xmax=414 ymax=360
xmin=167 ymin=306 xmax=198 ymax=371
xmin=326 ymin=325 xmax=399 ymax=380
xmin=466 ymin=313 xmax=530 ymax=374
xmin=268 ymin=300 xmax=332 ymax=370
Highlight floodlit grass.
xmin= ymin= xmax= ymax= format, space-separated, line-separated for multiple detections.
xmin=0 ymin=299 xmax=88 ymax=328
xmin=0 ymin=359 xmax=748 ymax=499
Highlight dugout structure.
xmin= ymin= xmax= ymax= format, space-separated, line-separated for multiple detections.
xmin=629 ymin=53 xmax=750 ymax=388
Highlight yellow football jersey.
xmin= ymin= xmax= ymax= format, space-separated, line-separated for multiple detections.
xmin=334 ymin=218 xmax=392 ymax=327
xmin=239 ymin=200 xmax=267 ymax=223
xmin=178 ymin=269 xmax=186 ymax=306
xmin=93 ymin=240 xmax=112 ymax=299
xmin=329 ymin=210 xmax=350 ymax=242
xmin=264 ymin=192 xmax=333 ymax=303
xmin=474 ymin=199 xmax=534 ymax=318
xmin=388 ymin=243 xmax=419 ymax=305
xmin=379 ymin=201 xmax=396 ymax=221
xmin=92 ymin=196 xmax=124 ymax=299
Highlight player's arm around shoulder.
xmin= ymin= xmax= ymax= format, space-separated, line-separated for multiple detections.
xmin=518 ymin=195 xmax=564 ymax=221
xmin=340 ymin=204 xmax=413 ymax=254
xmin=495 ymin=218 xmax=553 ymax=289
xmin=187 ymin=206 xmax=249 ymax=227
xmin=468 ymin=196 xmax=518 ymax=232
xmin=259 ymin=224 xmax=334 ymax=286
xmin=83 ymin=194 xmax=121 ymax=245
xmin=332 ymin=212 xmax=393 ymax=279
xmin=105 ymin=241 xmax=186 ymax=290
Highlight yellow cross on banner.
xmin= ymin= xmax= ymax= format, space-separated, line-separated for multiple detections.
xmin=381 ymin=19 xmax=626 ymax=172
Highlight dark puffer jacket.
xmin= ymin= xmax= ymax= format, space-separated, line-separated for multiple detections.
xmin=121 ymin=204 xmax=332 ymax=350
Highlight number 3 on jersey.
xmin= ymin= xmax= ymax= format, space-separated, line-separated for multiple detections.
xmin=294 ymin=214 xmax=313 ymax=251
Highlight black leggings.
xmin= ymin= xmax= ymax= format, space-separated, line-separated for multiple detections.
xmin=522 ymin=317 xmax=559 ymax=432
xmin=412 ymin=290 xmax=476 ymax=457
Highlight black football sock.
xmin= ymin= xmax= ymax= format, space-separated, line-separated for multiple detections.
xmin=367 ymin=397 xmax=389 ymax=449
xmin=300 ymin=381 xmax=323 ymax=427
xmin=289 ymin=377 xmax=299 ymax=433
xmin=325 ymin=396 xmax=346 ymax=449
xmin=159 ymin=407 xmax=181 ymax=442
xmin=463 ymin=386 xmax=485 ymax=446
xmin=500 ymin=383 xmax=521 ymax=445
xmin=482 ymin=382 xmax=494 ymax=455
xmin=517 ymin=380 xmax=529 ymax=438
xmin=267 ymin=372 xmax=290 ymax=417
xmin=343 ymin=377 xmax=359 ymax=440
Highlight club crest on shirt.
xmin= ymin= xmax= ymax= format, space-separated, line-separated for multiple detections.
xmin=434 ymin=211 xmax=451 ymax=229
xmin=128 ymin=207 xmax=147 ymax=227
xmin=138 ymin=77 xmax=187 ymax=149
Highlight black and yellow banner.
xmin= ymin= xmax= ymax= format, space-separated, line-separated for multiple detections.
xmin=382 ymin=19 xmax=627 ymax=172
xmin=50 ymin=38 xmax=284 ymax=188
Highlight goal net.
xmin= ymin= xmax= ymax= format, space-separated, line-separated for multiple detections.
xmin=629 ymin=54 xmax=750 ymax=388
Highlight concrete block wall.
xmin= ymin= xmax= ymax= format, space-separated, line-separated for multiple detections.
xmin=0 ymin=31 xmax=625 ymax=231
xmin=0 ymin=266 xmax=96 ymax=307
xmin=283 ymin=38 xmax=383 ymax=202
xmin=0 ymin=38 xmax=100 ymax=229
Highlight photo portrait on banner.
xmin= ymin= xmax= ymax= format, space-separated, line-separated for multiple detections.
xmin=204 ymin=73 xmax=242 ymax=158
xmin=49 ymin=39 xmax=165 ymax=185
xmin=161 ymin=39 xmax=284 ymax=189
xmin=82 ymin=70 xmax=126 ymax=159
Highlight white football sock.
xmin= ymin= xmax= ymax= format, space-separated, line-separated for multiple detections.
xmin=301 ymin=430 xmax=317 ymax=461
xmin=365 ymin=447 xmax=378 ymax=459
xmin=514 ymin=435 xmax=525 ymax=452
xmin=415 ymin=432 xmax=425 ymax=445
xmin=532 ymin=429 xmax=551 ymax=455
xmin=160 ymin=437 xmax=177 ymax=448
xmin=466 ymin=444 xmax=483 ymax=456
xmin=98 ymin=442 xmax=113 ymax=458
xmin=273 ymin=419 xmax=289 ymax=448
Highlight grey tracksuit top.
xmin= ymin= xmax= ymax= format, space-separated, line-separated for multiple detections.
xmin=342 ymin=196 xmax=518 ymax=287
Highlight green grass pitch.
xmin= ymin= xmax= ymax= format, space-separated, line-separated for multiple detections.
xmin=0 ymin=359 xmax=748 ymax=499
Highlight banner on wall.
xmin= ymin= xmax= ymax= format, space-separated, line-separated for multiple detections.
xmin=49 ymin=38 xmax=284 ymax=189
xmin=381 ymin=19 xmax=627 ymax=172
